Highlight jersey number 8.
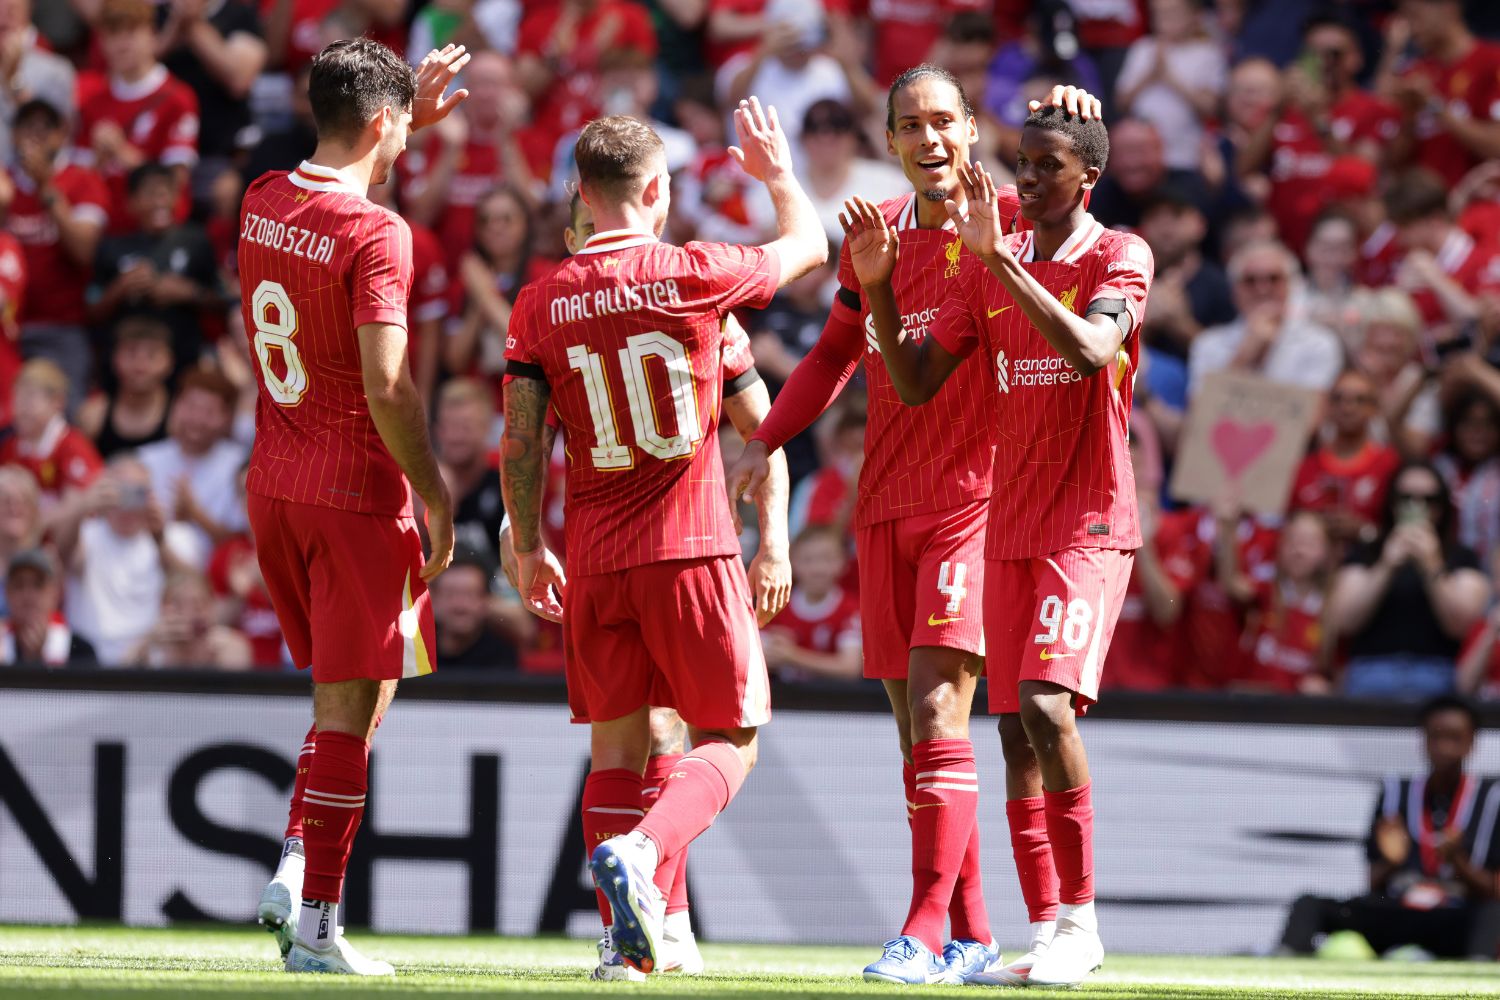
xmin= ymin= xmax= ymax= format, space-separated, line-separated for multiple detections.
xmin=567 ymin=331 xmax=703 ymax=470
xmin=250 ymin=279 xmax=309 ymax=406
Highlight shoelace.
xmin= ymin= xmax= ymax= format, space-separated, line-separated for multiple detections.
xmin=881 ymin=937 xmax=922 ymax=962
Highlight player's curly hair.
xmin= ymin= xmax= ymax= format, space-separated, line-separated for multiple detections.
xmin=885 ymin=64 xmax=975 ymax=133
xmin=1023 ymin=104 xmax=1109 ymax=171
xmin=308 ymin=38 xmax=416 ymax=143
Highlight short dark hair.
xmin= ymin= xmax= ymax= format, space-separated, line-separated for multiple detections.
xmin=1302 ymin=10 xmax=1360 ymax=38
xmin=307 ymin=38 xmax=416 ymax=143
xmin=113 ymin=315 xmax=173 ymax=349
xmin=13 ymin=98 xmax=63 ymax=132
xmin=1385 ymin=169 xmax=1450 ymax=225
xmin=127 ymin=162 xmax=176 ymax=196
xmin=944 ymin=12 xmax=996 ymax=46
xmin=574 ymin=116 xmax=666 ymax=204
xmin=1421 ymin=694 xmax=1480 ymax=733
xmin=178 ymin=368 xmax=238 ymax=413
xmin=886 ymin=64 xmax=975 ymax=133
xmin=1023 ymin=105 xmax=1109 ymax=170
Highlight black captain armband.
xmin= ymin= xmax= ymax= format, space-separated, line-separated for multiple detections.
xmin=506 ymin=360 xmax=549 ymax=383
xmin=836 ymin=286 xmax=862 ymax=311
xmin=1084 ymin=298 xmax=1132 ymax=337
xmin=724 ymin=366 xmax=763 ymax=397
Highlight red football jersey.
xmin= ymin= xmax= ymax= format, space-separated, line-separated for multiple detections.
xmin=258 ymin=0 xmax=407 ymax=72
xmin=763 ymin=586 xmax=861 ymax=680
xmin=1290 ymin=441 xmax=1401 ymax=529
xmin=516 ymin=3 xmax=657 ymax=144
xmin=504 ymin=229 xmax=778 ymax=575
xmin=1407 ymin=228 xmax=1500 ymax=325
xmin=76 ymin=66 xmax=199 ymax=232
xmin=207 ymin=534 xmax=285 ymax=669
xmin=1103 ymin=566 xmax=1186 ymax=693
xmin=238 ymin=162 xmax=415 ymax=516
xmin=930 ymin=217 xmax=1153 ymax=559
xmin=0 ymin=419 xmax=103 ymax=497
xmin=753 ymin=191 xmax=1028 ymax=529
xmin=5 ymin=163 xmax=110 ymax=327
xmin=1239 ymin=579 xmax=1325 ymax=692
xmin=0 ymin=230 xmax=24 ymax=338
xmin=1402 ymin=41 xmax=1500 ymax=187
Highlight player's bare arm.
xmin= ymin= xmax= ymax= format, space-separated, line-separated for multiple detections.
xmin=729 ymin=96 xmax=828 ymax=286
xmin=410 ymin=44 xmax=471 ymax=131
xmin=501 ymin=375 xmax=565 ymax=622
xmin=498 ymin=421 xmax=558 ymax=591
xmin=357 ymin=321 xmax=453 ymax=580
xmin=947 ymin=162 xmax=1124 ymax=376
xmin=723 ymin=378 xmax=791 ymax=625
xmin=842 ymin=196 xmax=963 ymax=405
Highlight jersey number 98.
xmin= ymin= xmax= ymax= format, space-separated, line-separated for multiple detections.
xmin=251 ymin=279 xmax=309 ymax=406
xmin=567 ymin=332 xmax=702 ymax=470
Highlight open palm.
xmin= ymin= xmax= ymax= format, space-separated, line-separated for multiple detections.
xmin=945 ymin=162 xmax=1006 ymax=261
xmin=840 ymin=197 xmax=898 ymax=287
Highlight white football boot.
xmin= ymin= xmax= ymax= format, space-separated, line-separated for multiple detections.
xmin=966 ymin=920 xmax=1056 ymax=987
xmin=590 ymin=833 xmax=665 ymax=974
xmin=658 ymin=911 xmax=704 ymax=975
xmin=257 ymin=839 xmax=303 ymax=958
xmin=592 ymin=927 xmax=648 ymax=981
xmin=284 ymin=932 xmax=395 ymax=976
xmin=1025 ymin=902 xmax=1103 ymax=988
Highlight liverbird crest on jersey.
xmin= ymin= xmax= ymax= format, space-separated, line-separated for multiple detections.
xmin=944 ymin=236 xmax=963 ymax=279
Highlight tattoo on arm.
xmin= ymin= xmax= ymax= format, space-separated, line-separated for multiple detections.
xmin=501 ymin=377 xmax=552 ymax=553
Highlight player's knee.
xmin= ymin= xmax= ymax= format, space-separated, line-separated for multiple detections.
xmin=997 ymin=713 xmax=1034 ymax=763
xmin=1016 ymin=683 xmax=1074 ymax=743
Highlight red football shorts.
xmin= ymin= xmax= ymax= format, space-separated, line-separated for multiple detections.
xmin=248 ymin=494 xmax=435 ymax=683
xmin=984 ymin=547 xmax=1134 ymax=715
xmin=855 ymin=501 xmax=988 ymax=679
xmin=564 ymin=555 xmax=771 ymax=729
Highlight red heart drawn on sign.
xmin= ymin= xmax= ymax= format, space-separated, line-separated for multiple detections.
xmin=1210 ymin=419 xmax=1276 ymax=479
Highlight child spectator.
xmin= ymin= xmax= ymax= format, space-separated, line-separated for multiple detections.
xmin=761 ymin=525 xmax=861 ymax=682
xmin=1218 ymin=509 xmax=1336 ymax=694
xmin=126 ymin=568 xmax=252 ymax=670
xmin=206 ymin=463 xmax=282 ymax=669
xmin=0 ymin=548 xmax=96 ymax=667
xmin=77 ymin=317 xmax=174 ymax=460
xmin=77 ymin=0 xmax=199 ymax=232
xmin=0 ymin=360 xmax=104 ymax=520
xmin=56 ymin=454 xmax=178 ymax=664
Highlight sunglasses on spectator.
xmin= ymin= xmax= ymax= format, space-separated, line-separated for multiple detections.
xmin=1237 ymin=271 xmax=1288 ymax=287
xmin=1394 ymin=491 xmax=1441 ymax=504
xmin=1330 ymin=391 xmax=1375 ymax=404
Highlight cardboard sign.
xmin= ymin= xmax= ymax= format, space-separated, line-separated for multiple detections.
xmin=1170 ymin=371 xmax=1321 ymax=517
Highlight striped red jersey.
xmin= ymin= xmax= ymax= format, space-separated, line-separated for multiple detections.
xmin=504 ymin=229 xmax=779 ymax=575
xmin=930 ymin=215 xmax=1154 ymax=559
xmin=238 ymin=161 xmax=415 ymax=517
xmin=753 ymin=189 xmax=1025 ymax=528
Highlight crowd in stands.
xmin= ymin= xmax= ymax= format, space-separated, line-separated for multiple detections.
xmin=0 ymin=0 xmax=1499 ymax=702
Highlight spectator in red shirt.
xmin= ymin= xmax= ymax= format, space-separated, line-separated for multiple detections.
xmin=0 ymin=359 xmax=104 ymax=523
xmin=260 ymin=0 xmax=406 ymax=74
xmin=0 ymin=548 xmax=97 ymax=667
xmin=515 ymin=0 xmax=657 ymax=149
xmin=78 ymin=0 xmax=200 ymax=233
xmin=1218 ymin=509 xmax=1336 ymax=694
xmin=1 ymin=99 xmax=109 ymax=411
xmin=206 ymin=463 xmax=283 ymax=669
xmin=706 ymin=0 xmax=847 ymax=71
xmin=1387 ymin=170 xmax=1494 ymax=331
xmin=862 ymin=0 xmax=983 ymax=86
xmin=1108 ymin=471 xmax=1191 ymax=692
xmin=1388 ymin=0 xmax=1500 ymax=189
xmin=761 ymin=524 xmax=861 ymax=682
xmin=0 ymin=230 xmax=26 ymax=425
xmin=0 ymin=0 xmax=76 ymax=158
xmin=1291 ymin=369 xmax=1403 ymax=547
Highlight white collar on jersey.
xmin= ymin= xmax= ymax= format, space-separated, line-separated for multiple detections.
xmin=289 ymin=160 xmax=364 ymax=196
xmin=578 ymin=229 xmax=658 ymax=254
xmin=893 ymin=195 xmax=957 ymax=233
xmin=109 ymin=63 xmax=168 ymax=103
xmin=1015 ymin=213 xmax=1105 ymax=264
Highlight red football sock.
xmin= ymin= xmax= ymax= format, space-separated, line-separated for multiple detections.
xmin=643 ymin=755 xmax=690 ymax=914
xmin=1044 ymin=782 xmax=1095 ymax=905
xmin=902 ymin=760 xmax=916 ymax=829
xmin=283 ymin=723 xmax=316 ymax=841
xmin=583 ymin=768 xmax=645 ymax=925
xmin=900 ymin=739 xmax=978 ymax=953
xmin=300 ymin=730 xmax=369 ymax=903
xmin=948 ymin=814 xmax=991 ymax=943
xmin=635 ymin=742 xmax=745 ymax=862
xmin=1006 ymin=796 xmax=1059 ymax=923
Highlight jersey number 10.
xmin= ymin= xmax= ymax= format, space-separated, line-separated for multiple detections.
xmin=566 ymin=331 xmax=703 ymax=470
xmin=250 ymin=279 xmax=309 ymax=406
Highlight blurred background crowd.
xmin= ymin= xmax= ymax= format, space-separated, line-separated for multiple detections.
xmin=0 ymin=0 xmax=1498 ymax=701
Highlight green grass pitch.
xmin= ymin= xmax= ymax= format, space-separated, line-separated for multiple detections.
xmin=1 ymin=925 xmax=1499 ymax=999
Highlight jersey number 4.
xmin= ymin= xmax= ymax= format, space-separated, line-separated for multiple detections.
xmin=250 ymin=279 xmax=309 ymax=406
xmin=567 ymin=332 xmax=703 ymax=470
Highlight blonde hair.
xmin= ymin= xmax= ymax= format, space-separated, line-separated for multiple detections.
xmin=1361 ymin=287 xmax=1421 ymax=338
xmin=16 ymin=358 xmax=69 ymax=400
xmin=438 ymin=377 xmax=495 ymax=417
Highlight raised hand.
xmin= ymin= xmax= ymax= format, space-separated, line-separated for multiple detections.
xmin=412 ymin=44 xmax=471 ymax=132
xmin=945 ymin=161 xmax=1008 ymax=262
xmin=840 ymin=196 xmax=898 ymax=287
xmin=728 ymin=96 xmax=792 ymax=183
xmin=1029 ymin=84 xmax=1104 ymax=121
